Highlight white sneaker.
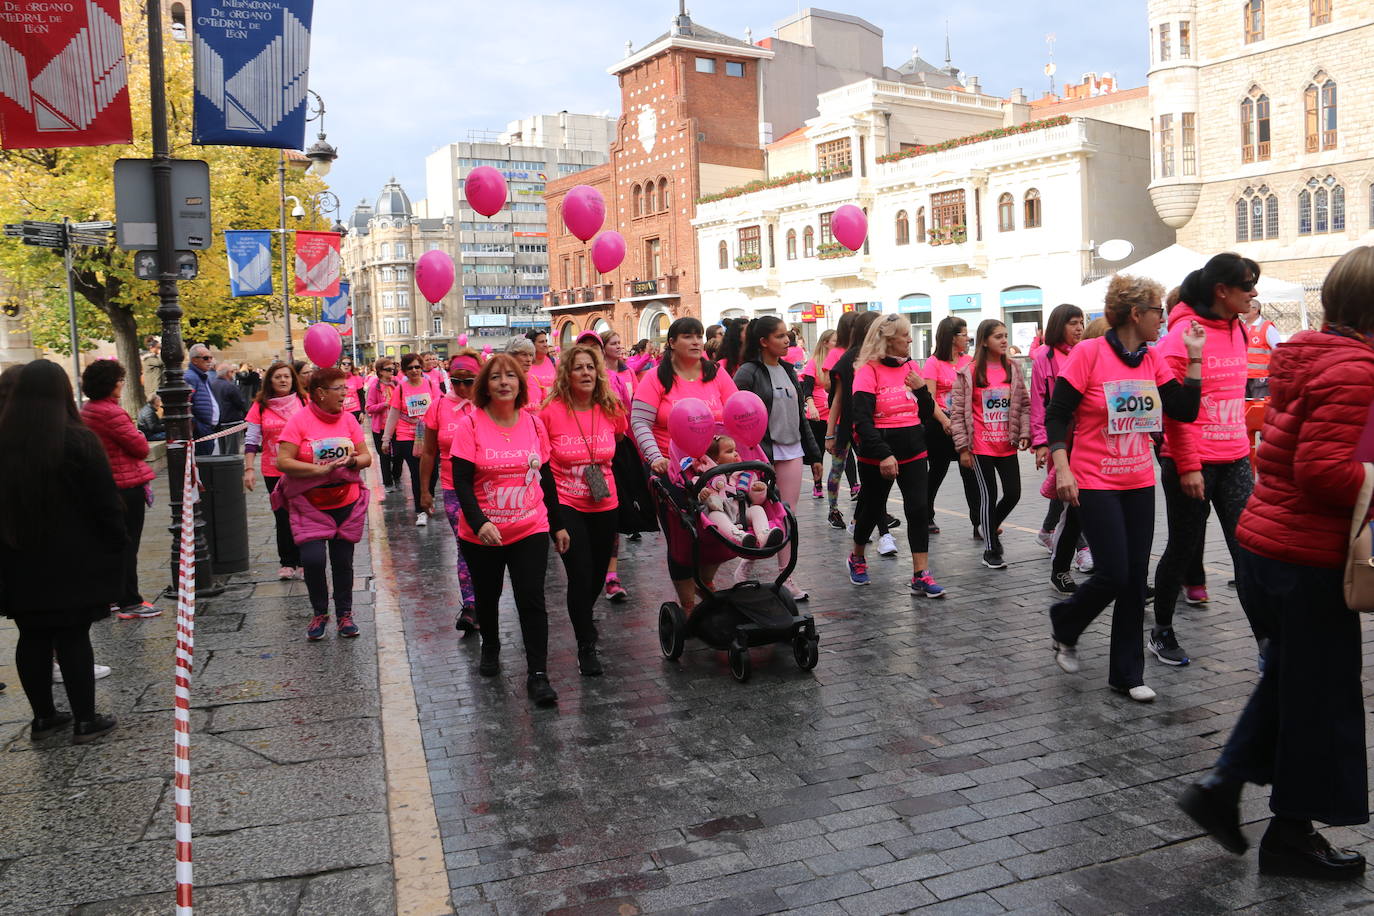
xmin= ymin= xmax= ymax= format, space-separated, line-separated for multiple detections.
xmin=1119 ymin=685 xmax=1156 ymax=703
xmin=1074 ymin=547 xmax=1094 ymax=573
xmin=53 ymin=663 xmax=111 ymax=683
xmin=877 ymin=533 xmax=899 ymax=557
xmin=415 ymin=512 xmax=428 ymax=527
xmin=1036 ymin=529 xmax=1055 ymax=554
xmin=1052 ymin=640 xmax=1079 ymax=674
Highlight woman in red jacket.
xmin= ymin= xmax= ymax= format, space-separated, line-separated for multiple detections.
xmin=80 ymin=360 xmax=159 ymax=620
xmin=1179 ymin=246 xmax=1374 ymax=881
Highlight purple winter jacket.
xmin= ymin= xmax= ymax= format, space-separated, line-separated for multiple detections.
xmin=269 ymin=467 xmax=368 ymax=544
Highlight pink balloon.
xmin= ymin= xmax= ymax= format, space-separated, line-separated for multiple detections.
xmin=590 ymin=231 xmax=626 ymax=274
xmin=668 ymin=397 xmax=715 ymax=457
xmin=562 ymin=185 xmax=605 ymax=242
xmin=456 ymin=333 xmax=469 ymax=347
xmin=723 ymin=391 xmax=768 ymax=449
xmin=832 ymin=204 xmax=868 ymax=252
xmin=464 ymin=166 xmax=508 ymax=217
xmin=415 ymin=249 xmax=455 ymax=304
xmin=303 ymin=323 xmax=343 ymax=368
xmin=482 ymin=345 xmax=493 ymax=357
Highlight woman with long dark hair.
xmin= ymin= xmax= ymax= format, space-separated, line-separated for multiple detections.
xmin=597 ymin=328 xmax=650 ymax=602
xmin=922 ymin=317 xmax=980 ymax=536
xmin=0 ymin=361 xmax=120 ymax=743
xmin=244 ymin=360 xmax=306 ymax=579
xmin=798 ymin=329 xmax=838 ymax=499
xmin=365 ymin=357 xmax=402 ymax=490
xmin=818 ymin=312 xmax=862 ymax=525
xmin=716 ymin=317 xmax=748 ymax=376
xmin=382 ymin=352 xmax=441 ymax=525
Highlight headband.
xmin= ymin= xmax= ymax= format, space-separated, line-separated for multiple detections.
xmin=449 ymin=355 xmax=481 ymax=374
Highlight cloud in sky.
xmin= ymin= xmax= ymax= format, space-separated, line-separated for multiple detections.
xmin=308 ymin=0 xmax=1145 ymax=221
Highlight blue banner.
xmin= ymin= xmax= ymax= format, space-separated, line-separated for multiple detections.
xmin=225 ymin=230 xmax=274 ymax=296
xmin=192 ymin=0 xmax=314 ymax=148
xmin=321 ymin=281 xmax=350 ymax=324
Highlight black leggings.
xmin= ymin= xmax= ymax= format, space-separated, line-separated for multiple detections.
xmin=117 ymin=485 xmax=147 ymax=607
xmin=263 ymin=475 xmax=301 ymax=568
xmin=1051 ymin=503 xmax=1083 ymax=576
xmin=372 ymin=431 xmax=403 ymax=487
xmin=299 ymin=503 xmax=357 ymax=617
xmin=971 ymin=454 xmax=1021 ymax=554
xmin=392 ymin=438 xmax=437 ymax=511
xmin=15 ymin=618 xmax=96 ymax=720
xmin=854 ymin=458 xmax=929 ymax=555
xmin=459 ymin=533 xmax=550 ymax=671
xmin=557 ymin=508 xmax=618 ymax=647
xmin=925 ymin=423 xmax=979 ymax=528
xmin=1154 ymin=456 xmax=1261 ymax=636
xmin=1050 ymin=487 xmax=1155 ymax=689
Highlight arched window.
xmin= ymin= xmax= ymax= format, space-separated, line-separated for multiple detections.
xmin=1244 ymin=0 xmax=1263 ymax=43
xmin=1332 ymin=182 xmax=1346 ymax=231
xmin=803 ymin=226 xmax=815 ymax=258
xmin=786 ymin=228 xmax=797 ymax=260
xmin=915 ymin=207 xmax=926 ymax=244
xmin=1298 ymin=188 xmax=1313 ymax=235
xmin=1315 ymin=186 xmax=1329 ymax=233
xmin=169 ymin=1 xmax=189 ymax=40
xmin=1241 ymin=89 xmax=1271 ymax=162
xmin=1250 ymin=196 xmax=1263 ymax=240
xmin=646 ymin=182 xmax=657 ymax=213
xmin=1238 ymin=185 xmax=1279 ymax=240
xmin=997 ymin=193 xmax=1014 ymax=232
xmin=895 ymin=210 xmax=910 ymax=245
xmin=1265 ymin=194 xmax=1279 ymax=238
xmin=632 ymin=185 xmax=642 ymax=217
xmin=1023 ymin=189 xmax=1042 ymax=228
xmin=718 ymin=241 xmax=728 ymax=270
xmin=1303 ymin=78 xmax=1339 ymax=151
xmin=1235 ymin=198 xmax=1249 ymax=242
xmin=659 ymin=178 xmax=669 ymax=212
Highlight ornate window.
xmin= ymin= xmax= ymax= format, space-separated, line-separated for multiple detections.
xmin=1266 ymin=194 xmax=1279 ymax=238
xmin=1305 ymin=77 xmax=1338 ymax=151
xmin=645 ymin=182 xmax=657 ymax=213
xmin=738 ymin=225 xmax=761 ymax=264
xmin=1299 ymin=176 xmax=1345 ymax=235
xmin=1241 ymin=89 xmax=1271 ymax=162
xmin=786 ymin=228 xmax=797 ymax=260
xmin=819 ymin=211 xmax=834 ymax=246
xmin=717 ymin=241 xmax=728 ymax=270
xmin=1238 ymin=186 xmax=1279 ymax=240
xmin=915 ymin=207 xmax=926 ymax=244
xmin=1024 ymin=189 xmax=1042 ymax=228
xmin=1244 ymin=0 xmax=1264 ymax=43
xmin=997 ymin=193 xmax=1014 ymax=232
xmin=1159 ymin=22 xmax=1171 ymax=61
xmin=816 ymin=138 xmax=853 ymax=181
xmin=659 ymin=178 xmax=669 ymax=211
xmin=1179 ymin=20 xmax=1191 ymax=57
xmin=1158 ymin=114 xmax=1175 ymax=177
xmin=1299 ymin=189 xmax=1313 ymax=235
xmin=1182 ymin=113 xmax=1197 ymax=175
xmin=1311 ymin=0 xmax=1331 ymax=26
xmin=895 ymin=210 xmax=910 ymax=245
xmin=803 ymin=226 xmax=815 ymax=258
xmin=930 ymin=190 xmax=966 ymax=231
xmin=632 ymin=184 xmax=643 ymax=217
xmin=1235 ymin=199 xmax=1249 ymax=242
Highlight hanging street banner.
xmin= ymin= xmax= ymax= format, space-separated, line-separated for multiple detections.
xmin=320 ymin=280 xmax=349 ymax=324
xmin=293 ymin=230 xmax=340 ymax=296
xmin=225 ymin=230 xmax=274 ymax=296
xmin=192 ymin=0 xmax=314 ymax=148
xmin=0 ymin=0 xmax=133 ymax=149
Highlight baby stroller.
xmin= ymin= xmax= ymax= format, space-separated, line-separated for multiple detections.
xmin=651 ymin=441 xmax=819 ymax=683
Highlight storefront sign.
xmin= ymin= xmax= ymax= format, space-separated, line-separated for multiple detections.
xmin=999 ymin=288 xmax=1044 ymax=308
xmin=631 ymin=279 xmax=657 ymax=296
xmin=899 ymin=295 xmax=932 ymax=314
xmin=813 ymin=304 xmax=826 ymax=318
xmin=949 ymin=293 xmax=983 ymax=311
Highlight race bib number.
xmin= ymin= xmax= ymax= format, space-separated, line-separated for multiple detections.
xmin=312 ymin=436 xmax=354 ymax=463
xmin=1104 ymin=379 xmax=1162 ymax=434
xmin=404 ymin=393 xmax=431 ymax=419
xmin=981 ymin=387 xmax=1010 ymax=425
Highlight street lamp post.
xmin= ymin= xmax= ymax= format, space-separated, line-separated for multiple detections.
xmin=277 ymin=90 xmax=338 ymax=363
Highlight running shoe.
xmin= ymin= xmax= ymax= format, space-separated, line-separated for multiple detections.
xmin=850 ymin=485 xmax=861 ymax=500
xmin=1052 ymin=638 xmax=1080 ymax=674
xmin=337 ymin=615 xmax=360 ymax=638
xmin=415 ymin=512 xmax=428 ymax=527
xmin=306 ymin=614 xmax=330 ymax=641
xmin=928 ymin=523 xmax=941 ymax=535
xmin=604 ymin=578 xmax=629 ymax=602
xmin=526 ymin=672 xmax=558 ymax=707
xmin=1050 ymin=572 xmax=1077 ymax=595
xmin=827 ymin=508 xmax=846 ymax=530
xmin=811 ymin=480 xmax=823 ymax=499
xmin=911 ymin=571 xmax=946 ymax=599
xmin=455 ymin=605 xmax=478 ymax=635
xmin=116 ymin=602 xmax=161 ymax=620
xmin=1184 ymin=586 xmax=1209 ymax=606
xmin=877 ymin=533 xmax=899 ymax=557
xmin=30 ymin=712 xmax=73 ymax=740
xmin=1148 ymin=627 xmax=1190 ymax=666
xmin=1074 ymin=547 xmax=1095 ymax=573
xmin=1112 ymin=684 xmax=1157 ymax=703
xmin=277 ymin=566 xmax=295 ymax=580
xmin=982 ymin=550 xmax=1007 ymax=570
xmin=1036 ymin=529 xmax=1056 ymax=554
xmin=885 ymin=514 xmax=901 ymax=530
xmin=847 ymin=553 xmax=870 ymax=586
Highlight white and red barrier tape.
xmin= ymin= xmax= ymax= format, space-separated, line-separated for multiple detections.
xmin=170 ymin=422 xmax=247 ymax=915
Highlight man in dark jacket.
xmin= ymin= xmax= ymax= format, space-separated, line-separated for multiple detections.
xmin=211 ymin=362 xmax=249 ymax=453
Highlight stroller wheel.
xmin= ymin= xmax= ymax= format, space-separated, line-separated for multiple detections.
xmin=728 ymin=642 xmax=751 ymax=683
xmin=658 ymin=602 xmax=686 ymax=660
xmin=793 ymin=635 xmax=819 ymax=671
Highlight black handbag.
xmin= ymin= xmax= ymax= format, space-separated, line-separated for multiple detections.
xmin=611 ymin=436 xmax=659 ymax=534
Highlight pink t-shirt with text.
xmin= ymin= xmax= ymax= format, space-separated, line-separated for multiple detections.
xmin=633 ymin=369 xmax=739 ymax=459
xmin=1059 ymin=336 xmax=1176 ymax=491
xmin=448 ymin=410 xmax=551 ymax=544
xmin=971 ymin=363 xmax=1016 ymax=457
xmin=539 ymin=400 xmax=627 ymax=513
xmin=279 ymin=407 xmax=366 ymax=509
xmin=342 ymin=375 xmax=365 ymax=414
xmin=424 ymin=392 xmax=476 ymax=492
xmin=922 ymin=354 xmax=972 ymax=411
xmin=389 ymin=376 xmax=440 ymax=441
xmin=528 ymin=357 xmax=557 ymax=391
xmin=246 ymin=396 xmax=302 ymax=477
xmin=851 ymin=359 xmax=920 ymax=430
xmin=799 ymin=359 xmax=829 ymax=420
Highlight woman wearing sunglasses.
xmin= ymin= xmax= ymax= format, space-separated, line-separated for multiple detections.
xmin=382 ymin=352 xmax=442 ymax=525
xmin=366 ymin=357 xmax=402 ymax=489
xmin=419 ymin=350 xmax=482 ymax=634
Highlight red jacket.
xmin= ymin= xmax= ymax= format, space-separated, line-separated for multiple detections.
xmin=82 ymin=397 xmax=156 ymax=490
xmin=1238 ymin=330 xmax=1374 ymax=568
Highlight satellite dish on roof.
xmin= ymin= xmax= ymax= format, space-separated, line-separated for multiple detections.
xmin=1098 ymin=239 xmax=1134 ymax=262
xmin=1044 ymin=62 xmax=1057 ymax=77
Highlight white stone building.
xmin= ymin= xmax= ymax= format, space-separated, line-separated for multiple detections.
xmin=695 ymin=79 xmax=1172 ymax=357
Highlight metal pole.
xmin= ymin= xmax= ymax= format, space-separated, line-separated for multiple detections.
xmin=147 ymin=0 xmax=215 ymax=597
xmin=62 ymin=218 xmax=82 ymax=405
xmin=279 ymin=150 xmax=293 ymax=363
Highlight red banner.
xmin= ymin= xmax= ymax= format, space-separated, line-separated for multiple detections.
xmin=0 ymin=0 xmax=133 ymax=149
xmin=813 ymin=304 xmax=826 ymax=318
xmin=294 ymin=231 xmax=342 ymax=297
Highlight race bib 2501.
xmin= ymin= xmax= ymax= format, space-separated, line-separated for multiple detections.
xmin=312 ymin=436 xmax=355 ymax=463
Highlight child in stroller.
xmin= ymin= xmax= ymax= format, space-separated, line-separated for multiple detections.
xmin=691 ymin=435 xmax=784 ymax=550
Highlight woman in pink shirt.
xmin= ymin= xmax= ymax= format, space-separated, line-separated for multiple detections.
xmin=450 ymin=353 xmax=566 ymax=707
xmin=382 ymin=352 xmax=441 ymax=525
xmin=526 ymin=330 xmax=557 ymax=391
xmin=799 ymin=329 xmax=837 ymax=501
xmin=1045 ymin=275 xmax=1204 ymax=701
xmin=816 ymin=313 xmax=862 ymax=524
xmin=365 ymin=357 xmax=402 ymax=490
xmin=541 ymin=344 xmax=628 ymax=677
xmin=630 ymin=316 xmax=739 ymax=611
xmin=339 ymin=356 xmax=366 ymax=422
xmin=922 ymin=317 xmax=979 ymax=537
xmin=594 ymin=329 xmax=644 ymax=603
xmin=276 ymin=368 xmax=373 ymax=641
xmin=418 ymin=350 xmax=481 ymax=635
xmin=244 ymin=361 xmax=306 ymax=579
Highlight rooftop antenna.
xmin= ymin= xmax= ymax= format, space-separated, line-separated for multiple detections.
xmin=944 ymin=20 xmax=951 ymax=70
xmin=1045 ymin=33 xmax=1057 ymax=94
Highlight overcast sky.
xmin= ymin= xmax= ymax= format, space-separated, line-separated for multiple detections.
xmin=308 ymin=1 xmax=1146 ymax=222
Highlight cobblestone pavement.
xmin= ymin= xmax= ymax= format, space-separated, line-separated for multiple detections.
xmin=391 ymin=461 xmax=1374 ymax=915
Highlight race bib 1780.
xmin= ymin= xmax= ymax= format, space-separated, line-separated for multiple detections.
xmin=312 ymin=436 xmax=354 ymax=463
xmin=1104 ymin=379 xmax=1162 ymax=434
xmin=404 ymin=393 xmax=431 ymax=418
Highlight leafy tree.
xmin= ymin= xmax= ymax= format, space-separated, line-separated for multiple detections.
xmin=0 ymin=0 xmax=329 ymax=411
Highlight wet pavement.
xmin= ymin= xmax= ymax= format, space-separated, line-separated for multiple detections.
xmin=2 ymin=455 xmax=1373 ymax=914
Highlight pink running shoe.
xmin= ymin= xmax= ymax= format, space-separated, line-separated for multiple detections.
xmin=1184 ymin=586 xmax=1209 ymax=606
